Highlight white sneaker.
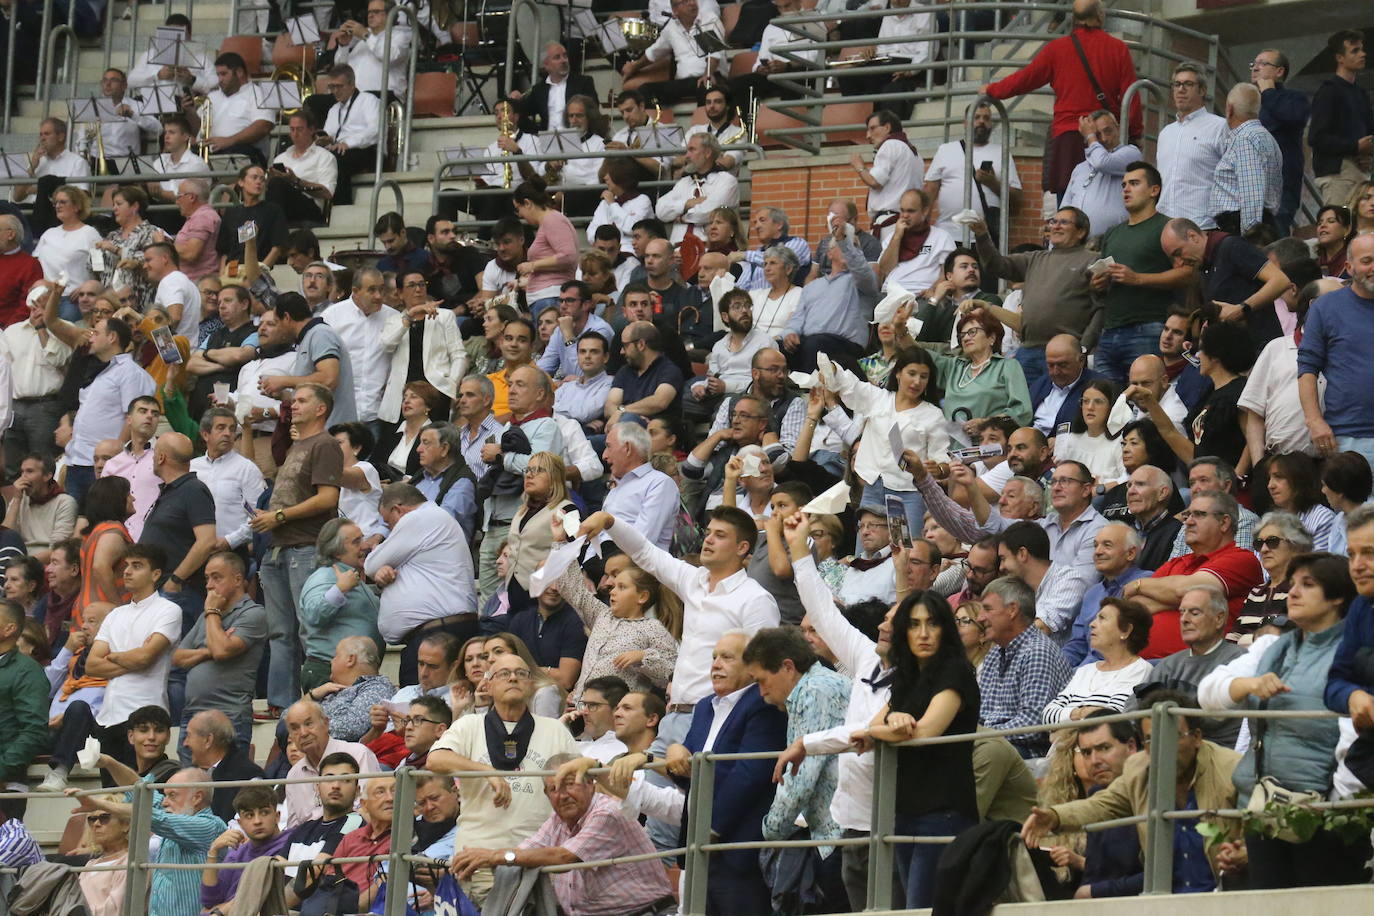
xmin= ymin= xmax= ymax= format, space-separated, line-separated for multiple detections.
xmin=36 ymin=769 xmax=67 ymax=793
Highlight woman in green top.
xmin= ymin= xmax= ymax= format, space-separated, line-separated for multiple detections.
xmin=923 ymin=306 xmax=1033 ymax=441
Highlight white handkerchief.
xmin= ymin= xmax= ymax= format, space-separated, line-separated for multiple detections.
xmin=57 ymin=271 xmax=69 ymax=289
xmin=26 ymin=284 xmax=46 ymax=308
xmin=906 ymin=316 xmax=924 ymax=339
xmin=801 ymin=480 xmax=851 ymax=515
xmin=790 ymin=370 xmax=820 ymax=389
xmin=950 ymin=208 xmax=981 ymax=226
xmin=708 ymin=272 xmax=735 ymax=308
xmin=554 ymin=508 xmax=581 ymax=539
xmin=740 ymin=454 xmax=763 ymax=478
xmin=1087 ymin=256 xmax=1116 ymax=276
xmin=1106 ymin=392 xmax=1136 ymax=436
xmin=873 ymin=283 xmax=916 ymax=326
xmin=77 ymin=736 xmax=101 ymax=770
xmin=528 ymin=536 xmax=587 ymax=596
xmin=816 ymin=353 xmax=837 ymax=388
xmin=888 ymin=423 xmax=908 ymax=468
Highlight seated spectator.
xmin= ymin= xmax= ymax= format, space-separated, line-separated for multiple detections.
xmin=1321 ymin=451 xmax=1372 ymax=555
xmin=926 ymin=307 xmax=1034 ymax=433
xmin=1156 ymin=307 xmax=1213 ymax=414
xmin=553 ymin=331 xmax=614 ymax=431
xmin=172 ymin=180 xmax=221 ymax=283
xmin=202 ymin=785 xmax=292 ymax=913
xmin=76 ymin=802 xmax=130 ymax=910
xmin=1264 ymin=452 xmax=1337 ymax=551
xmin=409 ymin=772 xmax=460 ymax=875
xmin=303 ymin=635 xmax=398 ymax=742
xmin=216 ymin=166 xmax=288 ymax=269
xmin=1059 ymin=715 xmax=1143 ymax=899
xmin=283 ymin=698 xmax=382 ymax=828
xmin=839 ymin=507 xmax=899 ymax=608
xmin=909 ymin=248 xmax=998 ymax=350
xmin=1234 ymin=511 xmax=1311 ymax=644
xmin=1112 ymin=463 xmax=1182 ymax=571
xmin=4 ymin=556 xmax=43 ymax=619
xmin=182 ymin=709 xmax=263 ymax=821
xmin=411 ymin=422 xmax=478 ymax=544
xmin=995 ymin=518 xmax=1100 ymax=640
xmin=1125 ymin=490 xmax=1264 ymax=658
xmin=782 ymin=221 xmax=878 ymax=371
xmin=977 ymin=576 xmax=1071 ymax=759
xmin=451 ymin=752 xmax=675 ymax=915
xmin=331 ymin=775 xmax=394 ymax=911
xmin=568 ymin=676 xmax=629 ymax=762
xmin=875 ymin=190 xmax=957 ymax=295
xmin=1043 ymin=598 xmax=1153 ymax=722
xmin=381 ymin=380 xmax=445 ymax=481
xmin=1029 ymin=335 xmax=1097 ymax=438
xmin=588 ymin=161 xmax=653 ymax=253
xmin=1213 ymin=552 xmax=1369 ymax=886
xmin=397 ymin=695 xmax=452 ymax=769
xmin=655 ymin=134 xmax=739 ymax=245
xmin=427 ymin=649 xmax=578 ymax=905
xmin=3 ymin=454 xmax=76 ymax=560
xmin=689 ymin=290 xmax=771 ymax=421
xmin=600 ymin=421 xmax=681 ymax=553
xmin=606 ymin=321 xmax=685 ymax=424
xmin=1063 ymin=523 xmax=1152 ymax=666
xmin=536 ymin=282 xmax=614 ymax=381
xmin=510 ymin=583 xmax=587 ymax=693
xmin=0 ymin=598 xmax=47 ymax=787
xmin=283 ymin=752 xmax=364 ymax=892
xmin=1167 ymin=457 xmax=1259 ymax=560
xmin=1053 ymin=379 xmax=1125 ymax=485
xmin=33 ymin=538 xmax=81 ymax=648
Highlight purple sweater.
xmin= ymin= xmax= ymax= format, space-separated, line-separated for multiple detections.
xmin=201 ymin=829 xmax=294 ymax=909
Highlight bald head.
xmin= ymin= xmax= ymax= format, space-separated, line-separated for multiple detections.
xmin=1127 ymin=354 xmax=1167 ymax=398
xmin=155 ymin=433 xmax=193 ymax=468
xmin=1072 ymin=0 xmax=1104 ymax=24
xmin=1044 ymin=334 xmax=1085 ymax=388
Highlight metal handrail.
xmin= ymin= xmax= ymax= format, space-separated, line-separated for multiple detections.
xmin=504 ymin=0 xmax=540 ymax=98
xmin=40 ymin=25 xmax=79 ymax=120
xmin=963 ymin=96 xmax=1013 ymax=254
xmin=370 ymin=5 xmax=420 ymax=207
xmin=367 ymin=178 xmax=405 ymax=247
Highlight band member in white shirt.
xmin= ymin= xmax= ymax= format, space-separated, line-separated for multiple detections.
xmin=465 ymin=98 xmax=538 ymax=236
xmin=13 ymin=119 xmax=91 ymax=235
xmin=553 ymin=95 xmax=608 ymax=219
xmin=74 ymin=69 xmax=161 ymax=180
xmin=680 ymin=85 xmax=746 ymax=175
xmin=604 ymin=90 xmax=674 ymax=181
xmin=328 ymin=0 xmax=411 ymax=99
xmin=621 ymin=0 xmax=725 ymax=107
xmin=320 ymin=64 xmax=381 ymax=207
xmin=850 ymin=109 xmax=925 ymax=244
xmin=146 ymin=114 xmax=207 ymax=209
xmin=184 ymin=51 xmax=275 ymax=167
xmin=655 ymin=133 xmax=738 ymax=244
xmin=270 ymin=111 xmax=338 ymax=224
xmin=727 ymin=0 xmax=824 ymax=110
xmin=127 ymin=14 xmax=216 ymax=96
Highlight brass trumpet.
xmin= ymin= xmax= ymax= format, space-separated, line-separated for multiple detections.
xmin=497 ymin=104 xmax=517 ymax=189
xmin=195 ymin=94 xmax=213 ymax=159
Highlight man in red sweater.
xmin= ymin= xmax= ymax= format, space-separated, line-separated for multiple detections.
xmin=981 ymin=0 xmax=1141 ymax=198
xmin=0 ymin=215 xmax=42 ymax=328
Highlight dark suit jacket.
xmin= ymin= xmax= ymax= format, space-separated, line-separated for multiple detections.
xmin=209 ymin=742 xmax=266 ymax=822
xmin=676 ymin=685 xmax=787 ymax=871
xmin=518 ymin=74 xmax=598 ymax=134
xmin=1029 ymin=368 xmax=1100 ymax=435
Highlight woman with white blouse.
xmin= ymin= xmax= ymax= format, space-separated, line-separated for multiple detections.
xmin=33 ymin=186 xmax=101 ymax=319
xmin=1053 ymin=378 xmax=1125 ymax=486
xmin=748 ymin=245 xmax=802 ymax=340
xmin=1043 ymin=598 xmax=1154 ymax=723
xmin=829 ymin=346 xmax=950 ymax=536
xmin=331 ymin=422 xmax=385 ymax=541
xmin=587 ymin=159 xmax=652 ymax=247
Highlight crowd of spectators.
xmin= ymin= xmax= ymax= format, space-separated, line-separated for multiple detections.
xmin=0 ymin=0 xmax=1370 ymax=912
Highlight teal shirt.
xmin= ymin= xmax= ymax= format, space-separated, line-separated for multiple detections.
xmin=298 ymin=564 xmax=383 ymax=663
xmin=149 ymin=800 xmax=226 ymax=916
xmin=763 ymin=664 xmax=852 ymax=845
xmin=928 ymin=350 xmax=1033 ymax=428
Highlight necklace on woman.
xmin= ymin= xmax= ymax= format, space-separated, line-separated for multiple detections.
xmin=958 ymin=356 xmax=992 ymax=387
xmin=756 ymin=286 xmax=792 ymax=332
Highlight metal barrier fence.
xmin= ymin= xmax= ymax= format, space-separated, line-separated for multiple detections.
xmin=2 ymin=702 xmax=1364 ymax=915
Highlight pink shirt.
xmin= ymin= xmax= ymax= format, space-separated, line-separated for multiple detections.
xmin=526 ymin=210 xmax=579 ymax=303
xmin=102 ymin=443 xmax=159 ymax=541
xmin=175 ymin=204 xmax=222 ymax=282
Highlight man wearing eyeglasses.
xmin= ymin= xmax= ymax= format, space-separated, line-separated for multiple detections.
xmin=398 ymin=695 xmax=452 ymax=769
xmin=1249 ymin=50 xmax=1308 ymax=236
xmin=537 ymin=281 xmax=615 ymax=380
xmin=1123 ymin=490 xmax=1262 ymax=659
xmin=1157 ymin=61 xmax=1229 ymax=227
xmin=431 ymin=652 xmax=578 ymax=906
xmin=358 ymin=632 xmax=459 ymax=766
xmin=328 ymin=0 xmax=411 ymax=99
xmin=1029 ymin=334 xmax=1098 ymax=437
xmin=569 ymin=676 xmax=629 ymax=763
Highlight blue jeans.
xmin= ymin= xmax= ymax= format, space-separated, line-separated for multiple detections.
xmin=1094 ymin=321 xmax=1164 ymax=387
xmin=1337 ymin=436 xmax=1374 ymax=474
xmin=1013 ymin=345 xmax=1046 ymax=392
xmin=860 ymin=482 xmax=927 ymax=551
xmin=65 ymin=464 xmax=95 ymax=506
xmin=258 ymin=544 xmax=316 ymax=709
xmin=160 ymin=587 xmax=206 ymax=726
xmin=894 ymin=810 xmax=977 ymax=908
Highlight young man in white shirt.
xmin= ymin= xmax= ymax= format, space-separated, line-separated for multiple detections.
xmin=321 ymin=64 xmax=381 ymax=208
xmin=270 ymin=111 xmax=337 ymax=225
xmin=146 ymin=242 xmax=201 ymax=341
xmin=621 ymin=0 xmax=725 ymax=107
xmin=147 ymin=115 xmax=208 ymax=209
xmin=190 ymin=51 xmax=275 ymax=167
xmin=84 ymin=544 xmax=182 ymax=756
xmin=322 ymin=267 xmax=405 ymax=434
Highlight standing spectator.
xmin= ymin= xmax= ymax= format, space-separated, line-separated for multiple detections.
xmin=171 ymin=552 xmax=265 ymax=750
xmin=33 ymin=188 xmax=101 ymax=317
xmin=3 ymin=286 xmax=70 ymax=472
xmin=976 ymin=576 xmax=1072 ymax=759
xmin=1062 ymin=111 xmax=1140 ymax=237
xmin=379 ymin=275 xmax=466 ymax=433
xmin=190 ymin=409 xmax=265 ymax=554
xmin=101 ymin=395 xmax=161 ymax=541
xmin=411 ymin=422 xmax=478 ymax=542
xmin=187 ymin=285 xmax=257 ymax=421
xmin=4 ymin=453 xmax=76 ymax=560
xmin=64 ymin=316 xmax=155 ymax=504
xmin=365 ymin=483 xmax=478 ymax=684
xmin=323 ymin=268 xmax=405 ymax=438
xmin=95 ymin=186 xmax=158 ymax=311
xmin=298 ymin=519 xmax=382 ymax=693
xmin=782 ymin=222 xmax=878 ymax=371
xmin=503 ymin=451 xmax=578 ymax=616
xmin=513 ymin=181 xmax=579 ymax=317
xmin=1209 ymin=84 xmax=1283 ymax=238
xmin=969 ymin=210 xmax=1096 ymax=390
xmin=283 ymin=698 xmax=382 ymax=828
xmin=145 ymin=242 xmax=201 ymax=341
xmin=980 ymin=0 xmax=1140 ymax=199
xmin=923 ymin=103 xmax=1023 ymax=243
xmin=849 ymin=110 xmax=924 ymax=242
xmin=261 ymin=292 xmax=357 ymax=426
xmin=1299 ymin=235 xmax=1374 ymax=467
xmin=1157 ymin=62 xmax=1229 ymax=227
xmin=73 ymin=475 xmax=133 ymax=629
xmin=139 ymin=432 xmax=217 ymax=620
xmin=252 ymin=384 xmax=343 ymax=713
xmin=0 ymin=214 xmax=41 ymax=327
xmin=172 ymin=180 xmax=221 ymax=282
xmin=1250 ymin=49 xmax=1309 ymax=235
xmin=1308 ymin=29 xmax=1373 ymax=206
xmin=0 ymin=599 xmax=49 ymax=787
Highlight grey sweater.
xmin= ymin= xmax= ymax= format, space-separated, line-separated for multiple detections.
xmin=975 ymin=234 xmax=1102 ymax=349
xmin=1131 ymin=639 xmax=1247 ymax=746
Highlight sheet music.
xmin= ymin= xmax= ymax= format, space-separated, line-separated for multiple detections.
xmin=437 ymin=146 xmax=488 ymax=176
xmin=148 ymin=35 xmax=206 ymax=69
xmin=68 ymin=98 xmax=122 ymax=123
xmin=539 ymin=129 xmax=583 ymax=157
xmin=251 ymin=81 xmax=303 ymax=111
xmin=594 ymin=19 xmax=628 ymax=52
xmin=569 ymin=8 xmax=599 ymax=39
xmin=137 ymin=84 xmax=182 ymax=117
xmin=284 ymin=14 xmax=321 ymax=45
xmin=0 ymin=154 xmax=30 ymax=180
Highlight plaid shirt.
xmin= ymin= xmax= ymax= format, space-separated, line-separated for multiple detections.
xmin=1208 ymin=119 xmax=1282 ymax=230
xmin=764 ymin=663 xmax=851 ymax=846
xmin=978 ymin=626 xmax=1071 ymax=758
xmin=522 ymin=793 xmax=674 ymax=916
xmin=149 ymin=801 xmax=227 ymax=916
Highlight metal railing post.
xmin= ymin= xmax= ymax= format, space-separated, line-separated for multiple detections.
xmin=1143 ymin=701 xmax=1179 ymax=895
xmin=962 ymin=96 xmax=1012 ymax=255
xmin=384 ymin=767 xmax=417 ymax=914
xmin=372 ymin=5 xmax=416 ymax=208
xmin=126 ymin=1 xmax=140 ymax=74
xmin=41 ymin=25 xmax=77 ymax=120
xmin=865 ymin=739 xmax=897 ymax=911
xmin=1119 ymin=77 xmax=1165 ymax=155
xmin=122 ymin=780 xmax=153 ymax=916
xmin=681 ymin=753 xmax=714 ymax=916
xmin=367 ymin=178 xmax=405 ymax=247
xmin=34 ymin=0 xmax=52 ymax=105
xmin=2 ymin=3 xmax=17 ymax=133
xmin=101 ymin=0 xmax=118 ymax=74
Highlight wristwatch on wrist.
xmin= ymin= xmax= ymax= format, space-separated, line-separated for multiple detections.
xmin=502 ymin=850 xmax=517 ymax=865
xmin=168 ymin=573 xmax=185 ymax=587
xmin=275 ymin=508 xmax=287 ymax=524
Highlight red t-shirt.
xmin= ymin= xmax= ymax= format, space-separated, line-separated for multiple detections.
xmin=1143 ymin=543 xmax=1263 ymax=659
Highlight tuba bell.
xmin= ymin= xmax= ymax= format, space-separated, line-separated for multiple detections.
xmin=268 ymin=62 xmax=313 ymax=116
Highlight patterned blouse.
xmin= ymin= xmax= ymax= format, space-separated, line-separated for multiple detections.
xmin=762 ymin=663 xmax=851 ymax=844
xmin=817 ymin=557 xmax=846 ymax=599
xmin=858 ymin=350 xmax=896 ymax=387
xmin=557 ymin=564 xmax=678 ymax=699
xmin=103 ymin=220 xmax=160 ymax=311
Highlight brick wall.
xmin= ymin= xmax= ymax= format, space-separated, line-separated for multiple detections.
xmin=750 ymin=153 xmax=1052 ymax=250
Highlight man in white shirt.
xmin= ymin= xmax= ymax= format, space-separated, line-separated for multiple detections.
xmin=190 ymin=408 xmax=266 ymax=553
xmin=621 ymin=0 xmax=725 ymax=106
xmin=3 ymin=291 xmax=70 ymax=478
xmin=189 ymin=51 xmax=275 ymax=167
xmin=571 ymin=678 xmax=630 ymax=762
xmin=599 ymin=422 xmax=681 ymax=551
xmin=689 ymin=289 xmax=769 ymax=421
xmin=838 ymin=508 xmax=898 ymax=607
xmin=728 ymin=0 xmax=823 ymax=110
xmin=74 ymin=69 xmax=161 ymax=176
xmin=865 ymin=0 xmax=937 ymax=119
xmin=321 ymin=64 xmax=381 ymax=208
xmin=552 ymin=95 xmax=607 ymax=218
xmin=84 ymin=544 xmax=182 ymax=740
xmin=323 ymin=267 xmax=405 ymax=433
xmin=145 ymin=242 xmax=201 ymax=340
xmin=655 ymin=133 xmax=739 ymax=244
xmin=604 ymin=90 xmax=676 ymax=180
xmin=128 ymin=14 xmax=215 ymax=96
xmin=13 ymin=118 xmax=91 ymax=213
xmin=1061 ymin=110 xmax=1141 ymax=237
xmin=1115 ymin=354 xmax=1188 ymax=437
xmin=1157 ymin=61 xmax=1229 ymax=227
xmin=146 ymin=115 xmax=207 ymax=208
xmin=269 ymin=111 xmax=337 ymax=225
xmin=850 ymin=110 xmax=924 ymax=243
xmin=923 ymin=102 xmax=1023 ymax=242
xmin=875 ymin=188 xmax=957 ymax=293
xmin=329 ymin=0 xmax=411 ymax=98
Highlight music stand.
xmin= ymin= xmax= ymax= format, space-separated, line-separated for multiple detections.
xmin=148 ymin=33 xmax=206 ymax=70
xmin=438 ymin=147 xmax=489 ymax=176
xmin=569 ymin=8 xmax=598 ymax=39
xmin=540 ymin=129 xmax=583 ymax=158
xmin=592 ymin=19 xmax=627 ymax=54
xmin=69 ymin=97 xmax=122 ymax=124
xmin=252 ymin=81 xmax=304 ymax=111
xmin=646 ymin=119 xmax=683 ymax=150
xmin=285 ymin=15 xmax=321 ymax=46
xmin=137 ymin=84 xmax=182 ymax=117
xmin=0 ymin=153 xmax=31 ymax=179
xmin=693 ymin=28 xmax=727 ymax=55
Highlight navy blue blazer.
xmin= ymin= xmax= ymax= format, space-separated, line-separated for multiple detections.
xmin=677 ymin=685 xmax=788 ymax=870
xmin=1029 ymin=368 xmax=1100 ymax=434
